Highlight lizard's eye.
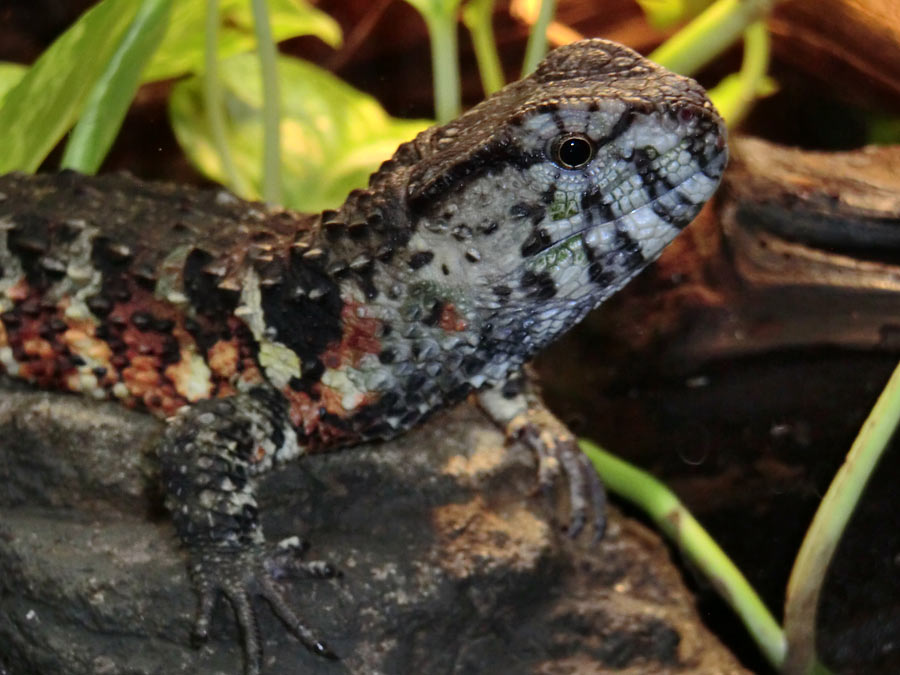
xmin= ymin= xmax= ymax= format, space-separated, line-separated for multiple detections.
xmin=550 ymin=134 xmax=594 ymax=170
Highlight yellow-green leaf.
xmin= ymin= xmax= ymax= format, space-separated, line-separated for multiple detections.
xmin=0 ymin=63 xmax=27 ymax=101
xmin=636 ymin=0 xmax=715 ymax=29
xmin=61 ymin=0 xmax=173 ymax=173
xmin=169 ymin=54 xmax=430 ymax=211
xmin=143 ymin=0 xmax=341 ymax=83
xmin=0 ymin=0 xmax=143 ymax=173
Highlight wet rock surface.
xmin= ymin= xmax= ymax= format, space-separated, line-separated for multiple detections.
xmin=0 ymin=387 xmax=747 ymax=675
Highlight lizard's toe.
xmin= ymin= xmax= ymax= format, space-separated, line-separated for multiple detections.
xmin=510 ymin=413 xmax=607 ymax=539
xmin=188 ymin=543 xmax=339 ymax=673
xmin=257 ymin=566 xmax=339 ymax=659
xmin=562 ymin=445 xmax=606 ymax=540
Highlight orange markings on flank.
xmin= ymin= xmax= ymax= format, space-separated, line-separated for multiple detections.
xmin=208 ymin=339 xmax=240 ymax=380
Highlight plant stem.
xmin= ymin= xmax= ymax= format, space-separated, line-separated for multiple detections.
xmin=580 ymin=439 xmax=788 ymax=669
xmin=708 ymin=19 xmax=770 ymax=126
xmin=203 ymin=0 xmax=247 ymax=195
xmin=521 ymin=0 xmax=556 ymax=75
xmin=462 ymin=0 xmax=504 ymax=95
xmin=649 ymin=0 xmax=778 ymax=75
xmin=250 ymin=0 xmax=282 ymax=204
xmin=424 ymin=9 xmax=461 ymax=123
xmin=783 ymin=361 xmax=900 ymax=674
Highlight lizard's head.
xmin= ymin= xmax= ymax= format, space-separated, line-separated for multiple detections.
xmin=393 ymin=38 xmax=727 ymax=352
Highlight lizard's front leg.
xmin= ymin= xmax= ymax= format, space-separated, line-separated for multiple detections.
xmin=158 ymin=388 xmax=337 ymax=674
xmin=477 ymin=371 xmax=606 ymax=539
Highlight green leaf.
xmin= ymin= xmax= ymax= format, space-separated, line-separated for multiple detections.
xmin=0 ymin=0 xmax=144 ymax=173
xmin=0 ymin=63 xmax=27 ymax=100
xmin=636 ymin=0 xmax=715 ymax=29
xmin=143 ymin=0 xmax=341 ymax=83
xmin=169 ymin=53 xmax=430 ymax=212
xmin=230 ymin=0 xmax=343 ymax=47
xmin=61 ymin=0 xmax=173 ymax=173
xmin=402 ymin=0 xmax=462 ymax=17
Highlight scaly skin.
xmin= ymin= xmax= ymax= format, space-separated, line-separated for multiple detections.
xmin=0 ymin=40 xmax=727 ymax=673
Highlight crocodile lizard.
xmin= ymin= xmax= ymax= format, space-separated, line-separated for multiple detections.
xmin=0 ymin=39 xmax=726 ymax=674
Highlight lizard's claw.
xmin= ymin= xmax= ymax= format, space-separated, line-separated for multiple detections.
xmin=189 ymin=542 xmax=339 ymax=675
xmin=508 ymin=411 xmax=607 ymax=540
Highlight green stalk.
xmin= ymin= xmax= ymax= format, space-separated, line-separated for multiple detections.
xmin=423 ymin=9 xmax=461 ymax=123
xmin=708 ymin=19 xmax=770 ymax=126
xmin=649 ymin=0 xmax=778 ymax=75
xmin=462 ymin=0 xmax=504 ymax=95
xmin=250 ymin=0 xmax=282 ymax=204
xmin=783 ymin=361 xmax=900 ymax=674
xmin=580 ymin=439 xmax=788 ymax=669
xmin=521 ymin=0 xmax=556 ymax=75
xmin=203 ymin=0 xmax=248 ymax=195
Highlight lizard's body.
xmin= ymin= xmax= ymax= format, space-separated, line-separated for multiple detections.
xmin=0 ymin=40 xmax=726 ymax=673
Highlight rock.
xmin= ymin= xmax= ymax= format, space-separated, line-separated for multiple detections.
xmin=0 ymin=387 xmax=748 ymax=674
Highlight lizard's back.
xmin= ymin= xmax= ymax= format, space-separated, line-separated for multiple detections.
xmin=0 ymin=171 xmax=317 ymax=417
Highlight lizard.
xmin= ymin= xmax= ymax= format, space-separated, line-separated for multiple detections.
xmin=0 ymin=39 xmax=726 ymax=674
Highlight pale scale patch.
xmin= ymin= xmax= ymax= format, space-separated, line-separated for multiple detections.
xmin=678 ymin=172 xmax=720 ymax=204
xmin=619 ymin=205 xmax=677 ymax=260
xmin=0 ymin=346 xmax=20 ymax=376
xmin=583 ymin=224 xmax=617 ymax=251
xmin=62 ymin=330 xmax=115 ymax=391
xmin=273 ymin=423 xmax=303 ymax=463
xmin=165 ymin=351 xmax=214 ymax=401
xmin=236 ymin=268 xmax=302 ymax=389
xmin=38 ymin=221 xmax=103 ymax=310
xmin=154 ymin=244 xmax=194 ymax=307
xmin=628 ymin=115 xmax=685 ymax=156
xmin=321 ymin=367 xmax=367 ymax=411
xmin=586 ymin=101 xmax=627 ymax=139
xmin=0 ymin=218 xmax=25 ymax=309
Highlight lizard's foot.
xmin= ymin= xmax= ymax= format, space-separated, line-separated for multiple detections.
xmin=508 ymin=409 xmax=607 ymax=540
xmin=189 ymin=539 xmax=339 ymax=675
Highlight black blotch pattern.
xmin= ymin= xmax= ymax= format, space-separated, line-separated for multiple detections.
xmin=614 ymin=229 xmax=645 ymax=271
xmin=7 ymin=214 xmax=56 ymax=287
xmin=520 ymin=228 xmax=552 ymax=257
xmin=598 ymin=109 xmax=635 ymax=145
xmin=409 ymin=140 xmax=544 ymax=215
xmin=408 ymin=251 xmax=434 ymax=269
xmin=509 ymin=202 xmax=545 ymax=224
xmin=422 ymin=300 xmax=444 ymax=326
xmin=289 ymin=357 xmax=324 ymax=395
xmin=520 ymin=270 xmax=556 ymax=300
xmin=582 ymin=227 xmax=646 ymax=287
xmin=501 ymin=375 xmax=525 ymax=399
xmin=260 ymin=248 xmax=343 ymax=372
xmin=581 ymin=190 xmax=614 ymax=225
xmin=633 ymin=147 xmax=674 ymax=200
xmin=352 ymin=259 xmax=378 ymax=301
xmin=183 ymin=248 xmax=240 ymax=317
xmin=652 ymin=203 xmax=692 ymax=230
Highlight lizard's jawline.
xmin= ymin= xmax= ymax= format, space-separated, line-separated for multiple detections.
xmin=538 ymin=164 xmax=721 ymax=257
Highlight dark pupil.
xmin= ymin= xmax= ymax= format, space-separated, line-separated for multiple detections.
xmin=557 ymin=137 xmax=592 ymax=168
